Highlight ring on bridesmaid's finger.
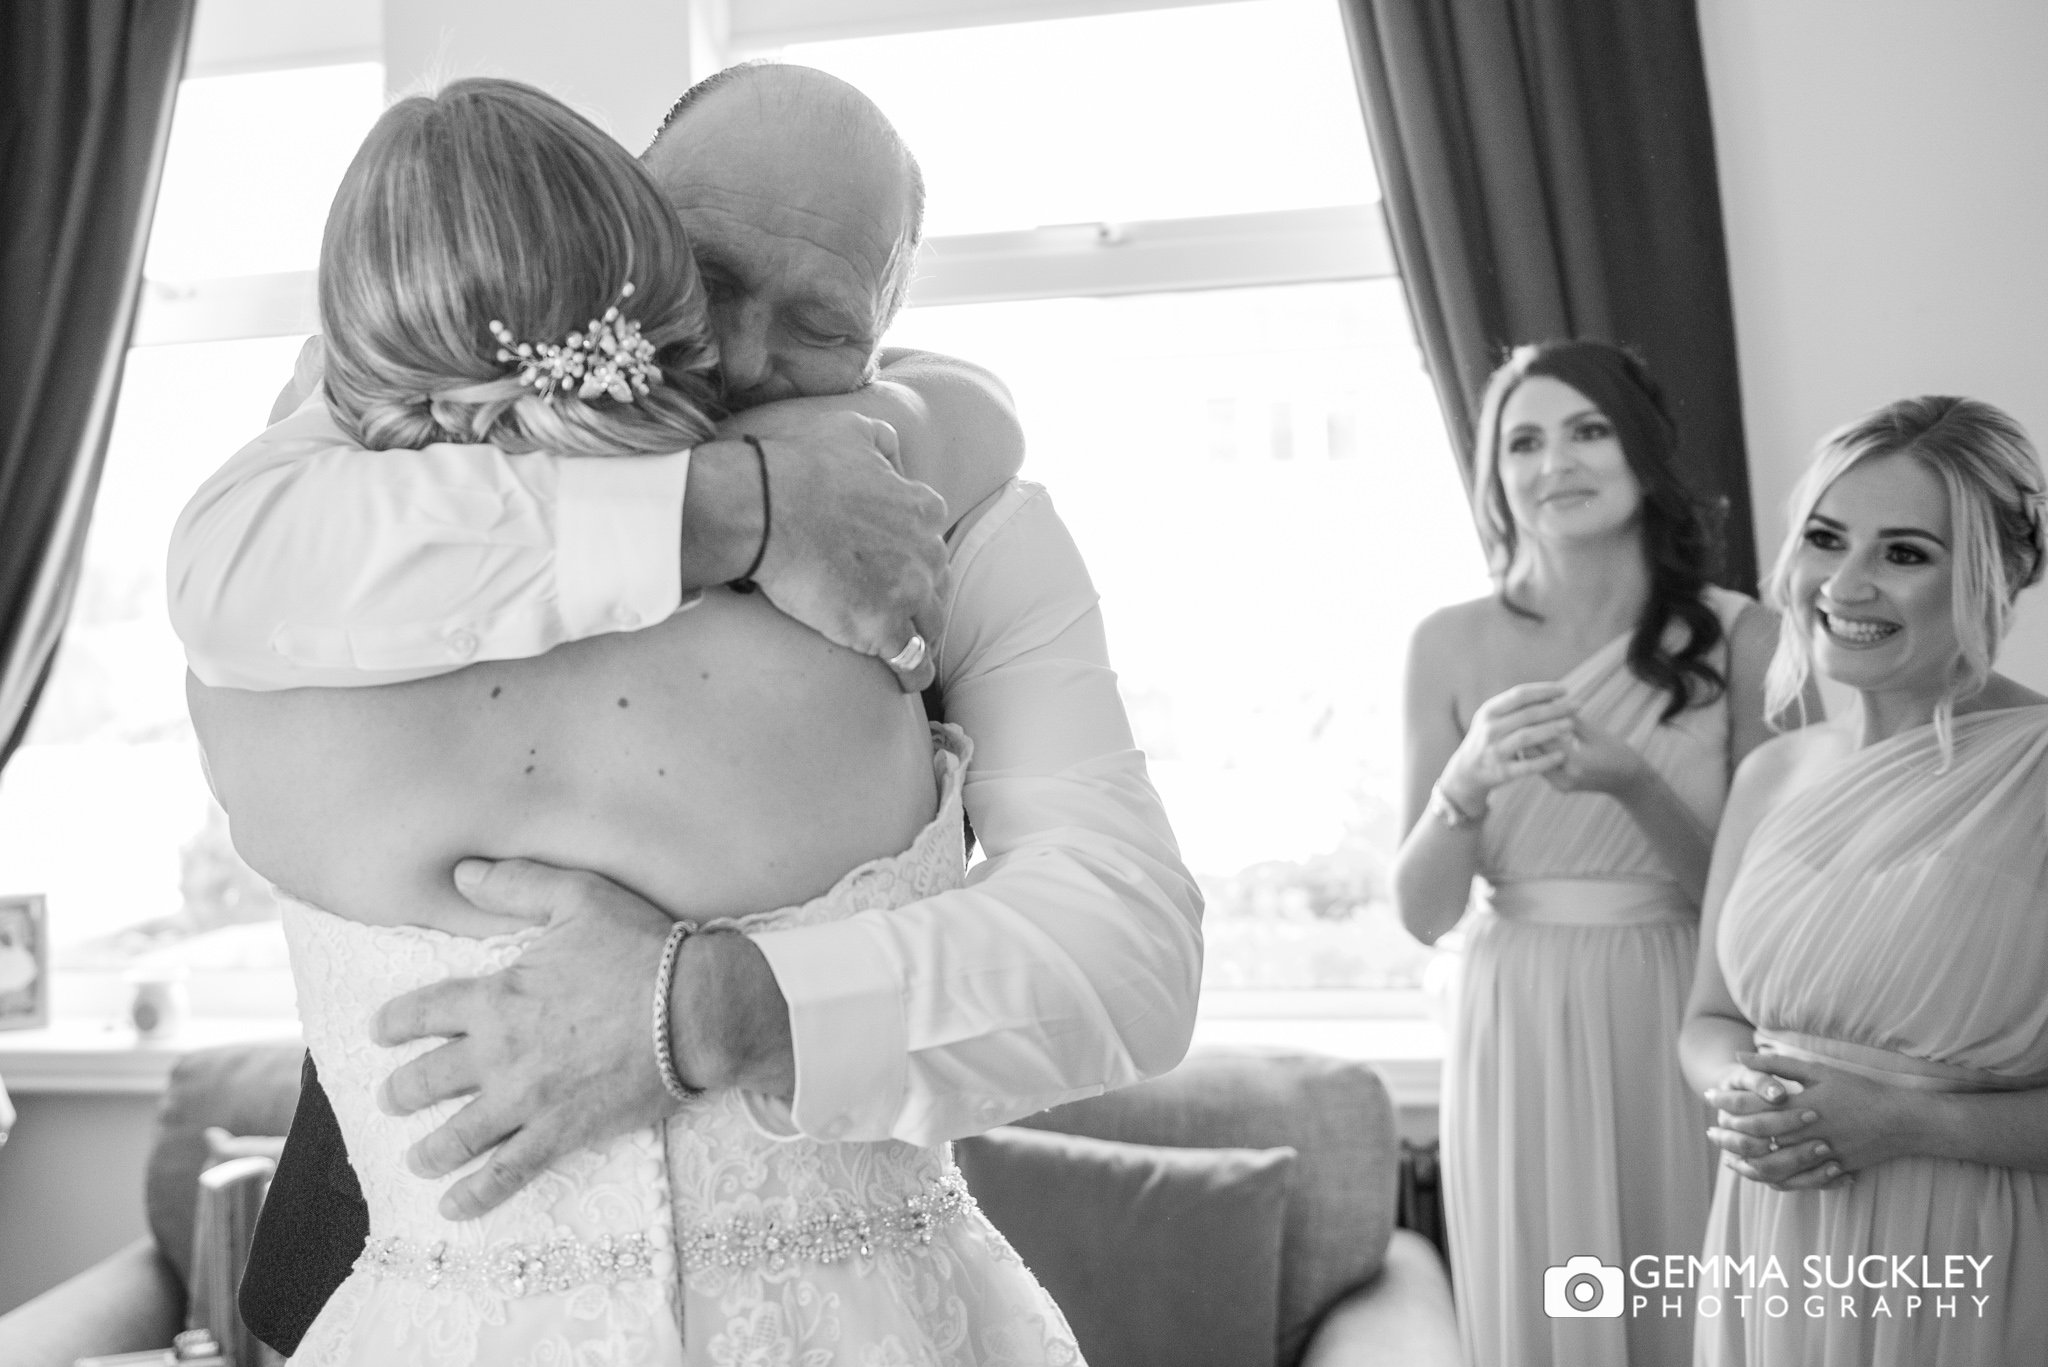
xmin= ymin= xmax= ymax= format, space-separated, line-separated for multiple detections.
xmin=1767 ymin=1136 xmax=1780 ymax=1153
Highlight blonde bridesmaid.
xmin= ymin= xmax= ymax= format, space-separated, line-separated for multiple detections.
xmin=1683 ymin=396 xmax=2048 ymax=1366
xmin=1395 ymin=340 xmax=1784 ymax=1367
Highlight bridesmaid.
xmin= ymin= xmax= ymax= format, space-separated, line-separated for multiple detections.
xmin=1394 ymin=339 xmax=1784 ymax=1367
xmin=1681 ymin=395 xmax=2048 ymax=1365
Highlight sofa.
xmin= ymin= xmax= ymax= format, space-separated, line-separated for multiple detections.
xmin=0 ymin=1045 xmax=301 ymax=1367
xmin=0 ymin=1043 xmax=1457 ymax=1367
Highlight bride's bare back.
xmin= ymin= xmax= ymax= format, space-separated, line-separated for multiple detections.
xmin=189 ymin=589 xmax=938 ymax=936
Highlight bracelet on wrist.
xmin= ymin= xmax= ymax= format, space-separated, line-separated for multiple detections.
xmin=1429 ymin=781 xmax=1486 ymax=830
xmin=726 ymin=435 xmax=770 ymax=594
xmin=651 ymin=920 xmax=704 ymax=1105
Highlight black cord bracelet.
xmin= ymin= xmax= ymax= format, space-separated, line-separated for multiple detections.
xmin=727 ymin=434 xmax=771 ymax=593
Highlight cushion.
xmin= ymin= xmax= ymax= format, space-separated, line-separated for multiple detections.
xmin=956 ymin=1126 xmax=1295 ymax=1367
xmin=145 ymin=1043 xmax=306 ymax=1287
xmin=1013 ymin=1049 xmax=1398 ymax=1367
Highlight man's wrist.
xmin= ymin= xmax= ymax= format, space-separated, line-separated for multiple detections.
xmin=665 ymin=928 xmax=796 ymax=1099
xmin=678 ymin=440 xmax=768 ymax=590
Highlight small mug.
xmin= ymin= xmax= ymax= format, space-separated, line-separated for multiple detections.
xmin=128 ymin=971 xmax=189 ymax=1039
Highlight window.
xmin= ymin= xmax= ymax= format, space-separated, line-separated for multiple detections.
xmin=757 ymin=0 xmax=1491 ymax=1002
xmin=0 ymin=64 xmax=385 ymax=1018
xmin=768 ymin=2 xmax=1376 ymax=235
xmin=4 ymin=2 xmax=1491 ymax=1022
xmin=882 ymin=283 xmax=1483 ymax=994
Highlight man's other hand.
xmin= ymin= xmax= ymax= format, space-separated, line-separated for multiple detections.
xmin=369 ymin=859 xmax=682 ymax=1221
xmin=718 ymin=406 xmax=948 ymax=692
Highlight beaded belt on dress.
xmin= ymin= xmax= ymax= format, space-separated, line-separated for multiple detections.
xmin=356 ymin=1170 xmax=975 ymax=1297
xmin=358 ymin=1229 xmax=660 ymax=1297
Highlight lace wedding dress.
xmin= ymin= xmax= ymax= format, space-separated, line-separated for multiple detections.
xmin=283 ymin=729 xmax=1083 ymax=1365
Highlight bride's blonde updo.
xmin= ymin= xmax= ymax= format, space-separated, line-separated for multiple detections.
xmin=319 ymin=77 xmax=720 ymax=455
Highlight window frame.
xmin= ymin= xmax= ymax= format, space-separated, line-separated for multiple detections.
xmin=725 ymin=0 xmax=1251 ymax=50
xmin=138 ymin=205 xmax=1392 ymax=347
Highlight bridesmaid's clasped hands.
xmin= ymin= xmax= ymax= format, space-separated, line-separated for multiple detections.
xmin=1542 ymin=713 xmax=1654 ymax=798
xmin=1444 ymin=679 xmax=1659 ymax=807
xmin=1704 ymin=1051 xmax=1897 ymax=1191
xmin=1440 ymin=682 xmax=1577 ymax=810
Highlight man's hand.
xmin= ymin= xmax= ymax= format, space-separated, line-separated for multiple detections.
xmin=371 ymin=858 xmax=798 ymax=1219
xmin=691 ymin=408 xmax=948 ymax=691
xmin=370 ymin=860 xmax=682 ymax=1220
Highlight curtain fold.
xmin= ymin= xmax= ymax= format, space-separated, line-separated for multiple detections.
xmin=1341 ymin=0 xmax=1758 ymax=589
xmin=0 ymin=0 xmax=195 ymax=772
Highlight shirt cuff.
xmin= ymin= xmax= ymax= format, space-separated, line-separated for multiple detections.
xmin=751 ymin=918 xmax=909 ymax=1141
xmin=553 ymin=451 xmax=691 ymax=635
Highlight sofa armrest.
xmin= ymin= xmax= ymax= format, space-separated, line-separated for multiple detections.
xmin=0 ymin=1236 xmax=185 ymax=1367
xmin=1300 ymin=1228 xmax=1461 ymax=1367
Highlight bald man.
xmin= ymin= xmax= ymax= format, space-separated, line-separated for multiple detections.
xmin=176 ymin=64 xmax=1201 ymax=1354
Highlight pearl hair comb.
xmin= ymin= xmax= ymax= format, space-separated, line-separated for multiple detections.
xmin=489 ymin=281 xmax=662 ymax=404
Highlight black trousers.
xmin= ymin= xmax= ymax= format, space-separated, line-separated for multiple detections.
xmin=240 ymin=1055 xmax=368 ymax=1356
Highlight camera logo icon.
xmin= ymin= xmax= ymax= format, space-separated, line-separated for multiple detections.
xmin=1544 ymin=1255 xmax=1624 ymax=1318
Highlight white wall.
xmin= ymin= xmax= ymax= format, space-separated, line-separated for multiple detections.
xmin=1700 ymin=0 xmax=2048 ymax=690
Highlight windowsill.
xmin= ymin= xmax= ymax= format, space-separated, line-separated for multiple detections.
xmin=0 ymin=1017 xmax=301 ymax=1095
xmin=1194 ymin=987 xmax=1446 ymax=1110
xmin=0 ymin=1013 xmax=1443 ymax=1108
xmin=2 ymin=985 xmax=1445 ymax=1106
xmin=1197 ymin=987 xmax=1431 ymax=1019
xmin=1190 ymin=1013 xmax=1443 ymax=1111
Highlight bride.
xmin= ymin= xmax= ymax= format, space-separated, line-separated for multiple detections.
xmin=187 ymin=77 xmax=1080 ymax=1365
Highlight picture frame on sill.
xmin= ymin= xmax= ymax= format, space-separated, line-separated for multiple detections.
xmin=0 ymin=894 xmax=49 ymax=1032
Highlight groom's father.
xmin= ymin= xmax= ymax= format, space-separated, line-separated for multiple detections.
xmin=171 ymin=63 xmax=1202 ymax=1353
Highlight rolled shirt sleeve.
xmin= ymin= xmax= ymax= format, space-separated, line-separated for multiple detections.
xmin=751 ymin=482 xmax=1204 ymax=1144
xmin=168 ymin=399 xmax=689 ymax=689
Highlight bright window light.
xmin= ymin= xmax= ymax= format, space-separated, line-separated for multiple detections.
xmin=889 ymin=281 xmax=1487 ymax=990
xmin=775 ymin=0 xmax=1377 ymax=235
xmin=145 ymin=62 xmax=385 ymax=281
xmin=0 ymin=336 xmax=311 ymax=990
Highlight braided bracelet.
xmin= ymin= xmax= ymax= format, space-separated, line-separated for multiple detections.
xmin=726 ymin=434 xmax=771 ymax=594
xmin=651 ymin=920 xmax=704 ymax=1105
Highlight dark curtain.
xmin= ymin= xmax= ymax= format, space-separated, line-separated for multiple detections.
xmin=1339 ymin=0 xmax=1758 ymax=590
xmin=0 ymin=0 xmax=195 ymax=772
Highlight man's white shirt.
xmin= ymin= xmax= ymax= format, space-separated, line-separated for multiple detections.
xmin=167 ymin=389 xmax=1204 ymax=1145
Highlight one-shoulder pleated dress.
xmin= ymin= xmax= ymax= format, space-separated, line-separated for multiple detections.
xmin=1444 ymin=588 xmax=1747 ymax=1367
xmin=1696 ymin=705 xmax=2048 ymax=1366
